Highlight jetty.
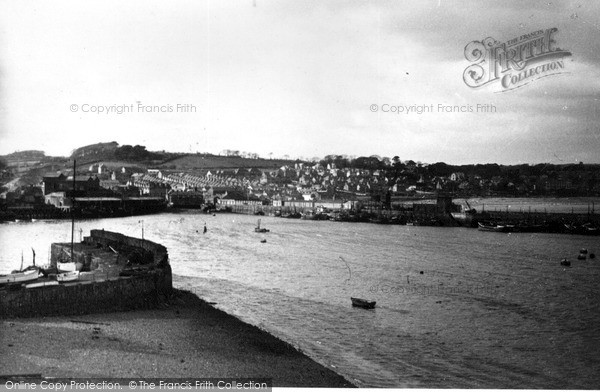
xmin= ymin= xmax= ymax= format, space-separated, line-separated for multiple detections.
xmin=0 ymin=230 xmax=172 ymax=318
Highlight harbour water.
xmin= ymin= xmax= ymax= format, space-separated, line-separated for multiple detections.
xmin=1 ymin=203 xmax=599 ymax=388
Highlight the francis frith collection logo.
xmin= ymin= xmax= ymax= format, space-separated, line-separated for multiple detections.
xmin=463 ymin=28 xmax=571 ymax=92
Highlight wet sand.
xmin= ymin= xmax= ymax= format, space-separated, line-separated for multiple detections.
xmin=0 ymin=289 xmax=355 ymax=387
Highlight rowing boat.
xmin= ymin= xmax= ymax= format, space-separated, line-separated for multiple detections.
xmin=351 ymin=297 xmax=376 ymax=309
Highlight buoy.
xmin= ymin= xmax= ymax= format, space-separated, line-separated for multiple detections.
xmin=560 ymin=258 xmax=571 ymax=267
xmin=577 ymin=253 xmax=586 ymax=260
xmin=580 ymin=248 xmax=588 ymax=254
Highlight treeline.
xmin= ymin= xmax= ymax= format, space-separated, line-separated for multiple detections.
xmin=318 ymin=155 xmax=600 ymax=187
xmin=114 ymin=145 xmax=164 ymax=161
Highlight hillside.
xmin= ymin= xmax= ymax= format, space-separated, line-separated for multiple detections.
xmin=70 ymin=142 xmax=119 ymax=164
xmin=1 ymin=142 xmax=299 ymax=190
xmin=158 ymin=154 xmax=297 ymax=170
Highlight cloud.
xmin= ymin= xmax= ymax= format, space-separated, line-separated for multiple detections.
xmin=0 ymin=0 xmax=598 ymax=165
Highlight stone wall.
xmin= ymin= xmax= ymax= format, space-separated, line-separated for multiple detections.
xmin=84 ymin=229 xmax=169 ymax=266
xmin=0 ymin=271 xmax=170 ymax=318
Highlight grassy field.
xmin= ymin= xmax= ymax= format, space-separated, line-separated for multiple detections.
xmin=158 ymin=154 xmax=297 ymax=170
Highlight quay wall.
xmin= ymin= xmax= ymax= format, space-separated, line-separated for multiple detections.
xmin=84 ymin=229 xmax=169 ymax=266
xmin=479 ymin=211 xmax=599 ymax=225
xmin=0 ymin=272 xmax=170 ymax=318
xmin=219 ymin=203 xmax=599 ymax=224
xmin=1 ymin=230 xmax=172 ymax=318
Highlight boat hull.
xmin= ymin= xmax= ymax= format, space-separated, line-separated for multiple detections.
xmin=351 ymin=297 xmax=376 ymax=309
xmin=0 ymin=269 xmax=42 ymax=285
xmin=56 ymin=271 xmax=80 ymax=282
xmin=25 ymin=281 xmax=60 ymax=289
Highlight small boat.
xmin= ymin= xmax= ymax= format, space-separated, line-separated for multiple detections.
xmin=351 ymin=297 xmax=376 ymax=309
xmin=0 ymin=269 xmax=43 ymax=285
xmin=477 ymin=222 xmax=506 ymax=232
xmin=56 ymin=271 xmax=80 ymax=282
xmin=560 ymin=258 xmax=571 ymax=267
xmin=255 ymin=219 xmax=269 ymax=233
xmin=582 ymin=223 xmax=599 ymax=235
xmin=25 ymin=280 xmax=59 ymax=289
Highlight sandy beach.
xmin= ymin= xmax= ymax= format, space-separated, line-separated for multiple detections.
xmin=0 ymin=289 xmax=354 ymax=388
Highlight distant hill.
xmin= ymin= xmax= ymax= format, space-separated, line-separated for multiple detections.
xmin=63 ymin=142 xmax=299 ymax=170
xmin=3 ymin=150 xmax=46 ymax=159
xmin=70 ymin=142 xmax=119 ymax=163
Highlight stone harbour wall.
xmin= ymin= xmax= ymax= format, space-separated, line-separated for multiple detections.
xmin=0 ymin=271 xmax=171 ymax=318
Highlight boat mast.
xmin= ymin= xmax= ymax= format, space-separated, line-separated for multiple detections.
xmin=71 ymin=159 xmax=76 ymax=262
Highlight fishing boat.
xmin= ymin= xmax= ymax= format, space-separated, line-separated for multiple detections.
xmin=254 ymin=219 xmax=269 ymax=233
xmin=0 ymin=269 xmax=43 ymax=285
xmin=351 ymin=297 xmax=376 ymax=309
xmin=56 ymin=270 xmax=80 ymax=282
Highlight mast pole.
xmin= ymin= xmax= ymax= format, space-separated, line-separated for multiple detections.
xmin=71 ymin=160 xmax=76 ymax=262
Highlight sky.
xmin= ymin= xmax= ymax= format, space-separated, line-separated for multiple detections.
xmin=0 ymin=0 xmax=599 ymax=165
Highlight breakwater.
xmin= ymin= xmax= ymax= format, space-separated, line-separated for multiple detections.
xmin=0 ymin=230 xmax=172 ymax=318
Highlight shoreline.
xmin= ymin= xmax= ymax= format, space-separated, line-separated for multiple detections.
xmin=0 ymin=289 xmax=355 ymax=388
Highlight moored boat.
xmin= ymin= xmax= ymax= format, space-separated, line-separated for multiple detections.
xmin=0 ymin=269 xmax=43 ymax=285
xmin=56 ymin=270 xmax=80 ymax=282
xmin=254 ymin=219 xmax=270 ymax=233
xmin=351 ymin=297 xmax=376 ymax=309
xmin=477 ymin=222 xmax=505 ymax=232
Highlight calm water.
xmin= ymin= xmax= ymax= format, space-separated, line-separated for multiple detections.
xmin=1 ymin=207 xmax=599 ymax=388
